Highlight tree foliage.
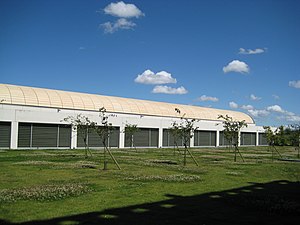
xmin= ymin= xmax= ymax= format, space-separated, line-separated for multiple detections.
xmin=263 ymin=125 xmax=300 ymax=147
xmin=218 ymin=114 xmax=247 ymax=162
xmin=63 ymin=114 xmax=96 ymax=157
xmin=290 ymin=124 xmax=300 ymax=147
xmin=124 ymin=123 xmax=139 ymax=149
xmin=171 ymin=108 xmax=198 ymax=166
xmin=218 ymin=115 xmax=247 ymax=147
xmin=95 ymin=107 xmax=121 ymax=170
xmin=263 ymin=126 xmax=283 ymax=160
xmin=172 ymin=108 xmax=197 ymax=149
xmin=94 ymin=107 xmax=114 ymax=148
xmin=169 ymin=122 xmax=183 ymax=148
xmin=289 ymin=124 xmax=300 ymax=159
xmin=64 ymin=108 xmax=120 ymax=169
xmin=263 ymin=126 xmax=277 ymax=146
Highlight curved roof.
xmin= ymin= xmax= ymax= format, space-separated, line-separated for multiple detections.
xmin=0 ymin=83 xmax=254 ymax=124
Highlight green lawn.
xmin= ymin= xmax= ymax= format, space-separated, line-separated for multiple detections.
xmin=0 ymin=146 xmax=299 ymax=225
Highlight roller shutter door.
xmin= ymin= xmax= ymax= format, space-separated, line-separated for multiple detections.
xmin=162 ymin=129 xmax=184 ymax=147
xmin=77 ymin=130 xmax=86 ymax=148
xmin=133 ymin=128 xmax=149 ymax=147
xmin=77 ymin=127 xmax=119 ymax=148
xmin=18 ymin=123 xmax=71 ymax=148
xmin=125 ymin=128 xmax=158 ymax=147
xmin=0 ymin=122 xmax=11 ymax=148
xmin=241 ymin=132 xmax=256 ymax=146
xmin=150 ymin=129 xmax=159 ymax=147
xmin=58 ymin=125 xmax=71 ymax=147
xmin=259 ymin=133 xmax=268 ymax=145
xmin=88 ymin=129 xmax=102 ymax=147
xmin=109 ymin=128 xmax=119 ymax=147
xmin=219 ymin=131 xmax=231 ymax=146
xmin=124 ymin=129 xmax=133 ymax=147
xmin=194 ymin=131 xmax=199 ymax=146
xmin=77 ymin=128 xmax=95 ymax=148
xmin=194 ymin=131 xmax=216 ymax=146
xmin=18 ymin=123 xmax=31 ymax=148
xmin=32 ymin=124 xmax=58 ymax=148
xmin=162 ymin=129 xmax=169 ymax=146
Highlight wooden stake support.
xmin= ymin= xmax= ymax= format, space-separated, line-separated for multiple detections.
xmin=103 ymin=146 xmax=121 ymax=170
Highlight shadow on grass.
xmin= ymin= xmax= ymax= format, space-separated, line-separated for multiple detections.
xmin=1 ymin=180 xmax=300 ymax=225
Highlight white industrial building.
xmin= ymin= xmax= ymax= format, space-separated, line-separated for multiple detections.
xmin=0 ymin=83 xmax=267 ymax=149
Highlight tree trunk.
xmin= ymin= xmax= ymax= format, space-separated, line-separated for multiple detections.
xmin=234 ymin=148 xmax=237 ymax=162
xmin=183 ymin=144 xmax=187 ymax=166
xmin=103 ymin=141 xmax=107 ymax=170
xmin=84 ymin=137 xmax=88 ymax=158
xmin=297 ymin=135 xmax=300 ymax=159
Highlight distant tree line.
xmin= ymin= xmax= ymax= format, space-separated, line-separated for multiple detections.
xmin=264 ymin=125 xmax=300 ymax=147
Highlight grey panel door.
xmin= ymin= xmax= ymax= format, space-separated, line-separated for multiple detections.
xmin=0 ymin=122 xmax=11 ymax=148
xmin=18 ymin=123 xmax=31 ymax=148
xmin=32 ymin=124 xmax=58 ymax=148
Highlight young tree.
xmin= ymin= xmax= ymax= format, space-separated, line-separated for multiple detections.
xmin=218 ymin=115 xmax=247 ymax=162
xmin=64 ymin=114 xmax=96 ymax=158
xmin=290 ymin=124 xmax=300 ymax=158
xmin=124 ymin=123 xmax=139 ymax=150
xmin=263 ymin=126 xmax=282 ymax=161
xmin=169 ymin=125 xmax=182 ymax=155
xmin=171 ymin=108 xmax=199 ymax=166
xmin=263 ymin=126 xmax=277 ymax=146
xmin=94 ymin=107 xmax=121 ymax=170
xmin=276 ymin=126 xmax=288 ymax=146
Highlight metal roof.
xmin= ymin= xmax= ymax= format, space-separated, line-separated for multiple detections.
xmin=0 ymin=83 xmax=254 ymax=123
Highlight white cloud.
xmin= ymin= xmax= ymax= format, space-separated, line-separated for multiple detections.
xmin=135 ymin=70 xmax=177 ymax=85
xmin=197 ymin=95 xmax=219 ymax=102
xmin=272 ymin=94 xmax=280 ymax=100
xmin=267 ymin=105 xmax=285 ymax=113
xmin=228 ymin=102 xmax=270 ymax=118
xmin=250 ymin=94 xmax=261 ymax=101
xmin=277 ymin=111 xmax=300 ymax=122
xmin=265 ymin=105 xmax=300 ymax=122
xmin=289 ymin=80 xmax=300 ymax=89
xmin=238 ymin=48 xmax=266 ymax=55
xmin=104 ymin=1 xmax=144 ymax=18
xmin=101 ymin=2 xmax=144 ymax=33
xmin=241 ymin=103 xmax=300 ymax=122
xmin=248 ymin=109 xmax=270 ymax=117
xmin=229 ymin=101 xmax=238 ymax=109
xmin=285 ymin=114 xmax=300 ymax=122
xmin=223 ymin=60 xmax=250 ymax=74
xmin=241 ymin=105 xmax=254 ymax=110
xmin=152 ymin=85 xmax=188 ymax=95
xmin=101 ymin=18 xmax=136 ymax=33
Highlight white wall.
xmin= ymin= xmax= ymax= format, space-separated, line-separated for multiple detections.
xmin=0 ymin=104 xmax=266 ymax=149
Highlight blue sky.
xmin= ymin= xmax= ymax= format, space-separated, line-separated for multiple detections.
xmin=1 ymin=0 xmax=300 ymax=126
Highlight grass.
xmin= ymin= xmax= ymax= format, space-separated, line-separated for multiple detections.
xmin=0 ymin=146 xmax=300 ymax=224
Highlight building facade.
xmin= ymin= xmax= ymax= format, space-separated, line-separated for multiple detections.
xmin=0 ymin=84 xmax=268 ymax=149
